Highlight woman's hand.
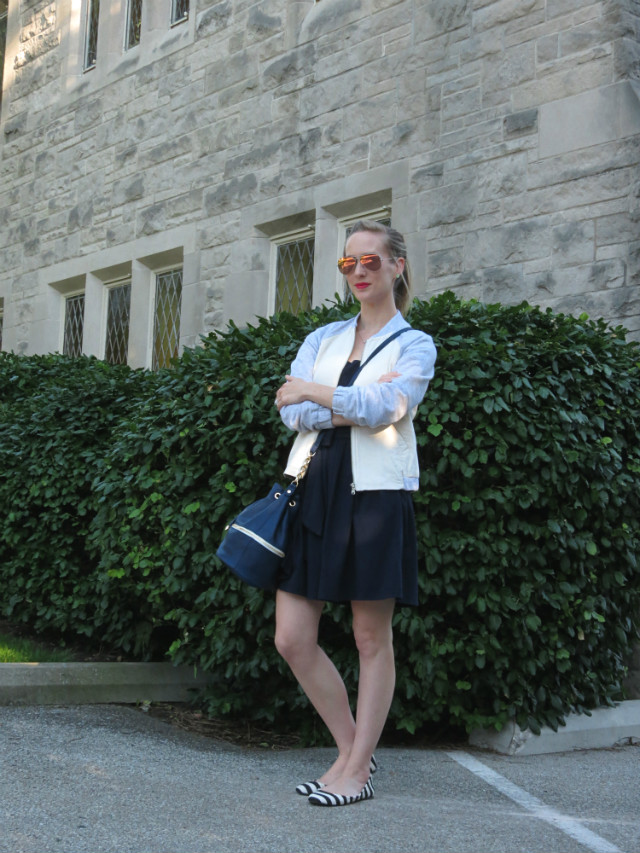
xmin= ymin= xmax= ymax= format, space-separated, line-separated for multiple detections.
xmin=276 ymin=376 xmax=306 ymax=410
xmin=276 ymin=375 xmax=336 ymax=412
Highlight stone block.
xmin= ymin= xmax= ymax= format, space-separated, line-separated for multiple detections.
xmin=528 ymin=137 xmax=638 ymax=189
xmin=411 ymin=162 xmax=445 ymax=192
xmin=469 ymin=701 xmax=640 ymax=755
xmin=477 ymin=152 xmax=528 ymax=201
xmin=465 ymin=219 xmax=550 ymax=267
xmin=480 ymin=263 xmax=526 ymax=303
xmin=299 ymin=67 xmax=361 ymax=121
xmin=560 ymin=20 xmax=616 ymax=58
xmin=531 ymin=261 xmax=629 ymax=305
xmin=589 ymin=259 xmax=628 ymax=290
xmin=414 ymin=0 xmax=470 ymax=42
xmin=473 ymin=0 xmax=540 ymax=33
xmin=420 ymin=180 xmax=477 ymax=228
xmin=536 ymin=33 xmax=559 ymax=64
xmin=551 ymin=220 xmax=595 ymax=266
xmin=205 ymin=50 xmax=257 ymax=95
xmin=513 ymin=49 xmax=614 ymax=110
xmin=299 ymin=0 xmax=365 ymax=43
xmin=316 ymin=38 xmax=384 ymax=86
xmin=442 ymin=87 xmax=482 ymax=122
xmin=136 ymin=202 xmax=167 ymax=238
xmin=204 ymin=174 xmax=259 ymax=216
xmin=504 ymin=170 xmax=631 ymax=222
xmin=546 ymin=0 xmax=592 ymax=19
xmin=597 ymin=213 xmax=640 ymax=248
xmin=196 ymin=1 xmax=232 ymax=38
xmin=540 ymin=82 xmax=640 ymax=159
xmin=428 ymin=247 xmax=464 ymax=277
xmin=483 ymin=44 xmax=536 ymax=95
xmin=504 ymin=108 xmax=538 ymax=136
xmin=342 ymin=90 xmax=398 ymax=141
xmin=247 ymin=5 xmax=282 ymax=42
xmin=263 ymin=43 xmax=316 ymax=88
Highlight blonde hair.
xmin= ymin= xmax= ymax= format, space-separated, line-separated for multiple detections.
xmin=345 ymin=220 xmax=412 ymax=315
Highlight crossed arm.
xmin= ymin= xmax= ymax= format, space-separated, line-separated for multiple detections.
xmin=276 ymin=372 xmax=401 ymax=427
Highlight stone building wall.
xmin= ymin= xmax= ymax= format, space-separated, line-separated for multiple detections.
xmin=0 ymin=0 xmax=639 ymax=362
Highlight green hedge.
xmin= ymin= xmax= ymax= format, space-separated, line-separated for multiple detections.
xmin=1 ymin=293 xmax=639 ymax=737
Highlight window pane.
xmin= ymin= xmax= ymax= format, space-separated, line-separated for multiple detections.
xmin=275 ymin=237 xmax=314 ymax=315
xmin=126 ymin=0 xmax=143 ymax=49
xmin=105 ymin=283 xmax=131 ymax=365
xmin=171 ymin=0 xmax=189 ymax=24
xmin=63 ymin=295 xmax=85 ymax=358
xmin=84 ymin=0 xmax=100 ymax=69
xmin=0 ymin=5 xmax=7 ymax=102
xmin=153 ymin=269 xmax=182 ymax=370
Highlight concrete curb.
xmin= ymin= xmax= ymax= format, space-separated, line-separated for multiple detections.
xmin=469 ymin=699 xmax=640 ymax=755
xmin=0 ymin=662 xmax=212 ymax=706
xmin=2 ymin=663 xmax=639 ymax=757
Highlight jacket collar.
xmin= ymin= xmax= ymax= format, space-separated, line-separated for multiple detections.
xmin=349 ymin=310 xmax=408 ymax=338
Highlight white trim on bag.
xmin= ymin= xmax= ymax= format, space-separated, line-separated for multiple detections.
xmin=230 ymin=525 xmax=285 ymax=558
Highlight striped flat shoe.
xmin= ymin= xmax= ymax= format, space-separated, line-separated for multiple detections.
xmin=295 ymin=779 xmax=325 ymax=796
xmin=295 ymin=755 xmax=378 ymax=796
xmin=308 ymin=778 xmax=374 ymax=807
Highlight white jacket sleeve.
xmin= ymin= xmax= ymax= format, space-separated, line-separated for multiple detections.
xmin=279 ymin=328 xmax=335 ymax=433
xmin=331 ymin=332 xmax=437 ymax=428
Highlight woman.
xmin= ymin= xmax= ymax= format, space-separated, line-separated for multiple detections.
xmin=274 ymin=220 xmax=437 ymax=807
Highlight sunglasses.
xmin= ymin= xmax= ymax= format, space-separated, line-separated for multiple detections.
xmin=337 ymin=253 xmax=395 ymax=275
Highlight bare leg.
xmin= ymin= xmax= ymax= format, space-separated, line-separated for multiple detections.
xmin=274 ymin=590 xmax=356 ymax=783
xmin=319 ymin=598 xmax=396 ymax=798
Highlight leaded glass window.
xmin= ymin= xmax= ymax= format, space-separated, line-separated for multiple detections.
xmin=171 ymin=0 xmax=189 ymax=24
xmin=275 ymin=235 xmax=315 ymax=315
xmin=63 ymin=294 xmax=85 ymax=358
xmin=0 ymin=2 xmax=8 ymax=102
xmin=152 ymin=268 xmax=182 ymax=370
xmin=105 ymin=282 xmax=131 ymax=365
xmin=125 ymin=0 xmax=143 ymax=49
xmin=84 ymin=0 xmax=100 ymax=69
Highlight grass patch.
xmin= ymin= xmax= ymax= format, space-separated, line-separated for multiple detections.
xmin=0 ymin=633 xmax=76 ymax=664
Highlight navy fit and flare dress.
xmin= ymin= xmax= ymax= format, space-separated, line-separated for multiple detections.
xmin=278 ymin=360 xmax=419 ymax=606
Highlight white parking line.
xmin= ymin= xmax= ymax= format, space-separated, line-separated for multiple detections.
xmin=448 ymin=751 xmax=621 ymax=853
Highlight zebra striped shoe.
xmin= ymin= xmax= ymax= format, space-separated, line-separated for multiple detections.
xmin=308 ymin=778 xmax=374 ymax=807
xmin=295 ymin=779 xmax=325 ymax=796
xmin=295 ymin=755 xmax=378 ymax=796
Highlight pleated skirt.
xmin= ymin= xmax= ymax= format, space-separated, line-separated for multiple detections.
xmin=278 ymin=427 xmax=419 ymax=606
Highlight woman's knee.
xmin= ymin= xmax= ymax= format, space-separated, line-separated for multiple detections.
xmin=352 ymin=601 xmax=395 ymax=659
xmin=274 ymin=592 xmax=322 ymax=663
xmin=274 ymin=625 xmax=300 ymax=662
xmin=353 ymin=625 xmax=393 ymax=659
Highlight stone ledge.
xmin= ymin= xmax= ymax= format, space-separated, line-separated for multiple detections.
xmin=469 ymin=700 xmax=640 ymax=755
xmin=0 ymin=662 xmax=212 ymax=706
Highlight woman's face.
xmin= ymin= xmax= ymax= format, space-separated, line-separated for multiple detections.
xmin=342 ymin=230 xmax=404 ymax=310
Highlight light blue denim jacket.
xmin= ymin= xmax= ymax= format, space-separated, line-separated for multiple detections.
xmin=281 ymin=311 xmax=437 ymax=491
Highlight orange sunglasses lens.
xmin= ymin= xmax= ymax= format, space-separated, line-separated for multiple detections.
xmin=337 ymin=254 xmax=383 ymax=275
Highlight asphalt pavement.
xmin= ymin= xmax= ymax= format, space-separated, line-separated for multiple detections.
xmin=0 ymin=704 xmax=638 ymax=853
